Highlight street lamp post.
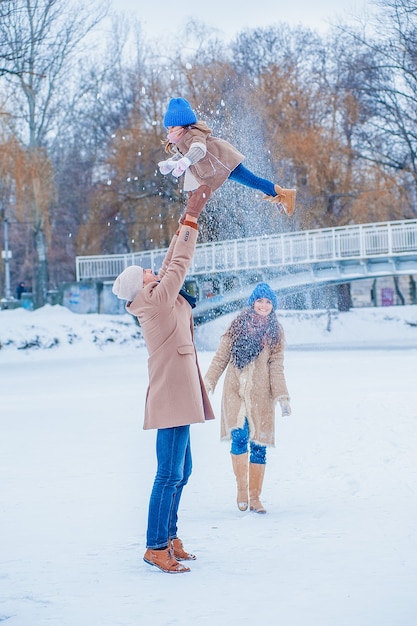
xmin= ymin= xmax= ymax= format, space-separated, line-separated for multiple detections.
xmin=2 ymin=214 xmax=12 ymax=300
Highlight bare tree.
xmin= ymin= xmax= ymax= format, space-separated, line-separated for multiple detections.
xmin=71 ymin=18 xmax=179 ymax=257
xmin=0 ymin=0 xmax=108 ymax=306
xmin=0 ymin=0 xmax=23 ymax=77
xmin=336 ymin=0 xmax=417 ymax=215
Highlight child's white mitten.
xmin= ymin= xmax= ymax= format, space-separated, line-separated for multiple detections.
xmin=158 ymin=159 xmax=177 ymax=175
xmin=172 ymin=157 xmax=191 ymax=178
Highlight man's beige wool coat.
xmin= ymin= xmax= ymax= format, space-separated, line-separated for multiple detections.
xmin=128 ymin=224 xmax=215 ymax=430
xmin=204 ymin=331 xmax=290 ymax=446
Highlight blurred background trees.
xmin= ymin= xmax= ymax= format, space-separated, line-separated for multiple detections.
xmin=0 ymin=0 xmax=416 ymax=304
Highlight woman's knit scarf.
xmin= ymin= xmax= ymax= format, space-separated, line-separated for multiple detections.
xmin=227 ymin=308 xmax=282 ymax=370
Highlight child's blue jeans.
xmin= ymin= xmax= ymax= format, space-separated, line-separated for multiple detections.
xmin=228 ymin=163 xmax=276 ymax=197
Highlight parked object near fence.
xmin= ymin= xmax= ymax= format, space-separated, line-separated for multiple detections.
xmin=62 ymin=282 xmax=102 ymax=314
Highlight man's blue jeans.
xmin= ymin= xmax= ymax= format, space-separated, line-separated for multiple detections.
xmin=146 ymin=425 xmax=192 ymax=549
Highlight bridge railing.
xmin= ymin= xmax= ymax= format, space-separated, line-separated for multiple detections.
xmin=75 ymin=219 xmax=417 ymax=281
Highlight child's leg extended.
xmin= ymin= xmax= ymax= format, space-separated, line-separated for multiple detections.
xmin=228 ymin=163 xmax=296 ymax=216
xmin=228 ymin=163 xmax=275 ymax=196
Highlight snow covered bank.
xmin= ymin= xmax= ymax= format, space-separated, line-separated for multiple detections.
xmin=0 ymin=305 xmax=145 ymax=356
xmin=196 ymin=305 xmax=417 ymax=351
xmin=1 ymin=304 xmax=416 ymax=358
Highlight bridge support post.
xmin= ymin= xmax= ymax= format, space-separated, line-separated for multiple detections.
xmin=336 ymin=283 xmax=352 ymax=311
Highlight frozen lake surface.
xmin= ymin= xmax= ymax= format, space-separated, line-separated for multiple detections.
xmin=1 ymin=305 xmax=416 ymax=625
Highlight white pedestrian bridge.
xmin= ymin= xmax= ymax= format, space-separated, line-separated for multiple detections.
xmin=76 ymin=219 xmax=417 ymax=320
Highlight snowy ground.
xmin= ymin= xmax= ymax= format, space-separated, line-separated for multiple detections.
xmin=1 ymin=305 xmax=417 ymax=626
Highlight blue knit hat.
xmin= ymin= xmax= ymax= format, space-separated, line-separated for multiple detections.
xmin=163 ymin=97 xmax=197 ymax=128
xmin=248 ymin=283 xmax=278 ymax=310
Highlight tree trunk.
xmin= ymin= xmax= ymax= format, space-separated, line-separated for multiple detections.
xmin=336 ymin=283 xmax=351 ymax=311
xmin=393 ymin=276 xmax=405 ymax=306
xmin=409 ymin=275 xmax=416 ymax=305
xmin=34 ymin=226 xmax=48 ymax=308
xmin=370 ymin=279 xmax=378 ymax=307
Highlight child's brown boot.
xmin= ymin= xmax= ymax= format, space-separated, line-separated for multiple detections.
xmin=263 ymin=184 xmax=296 ymax=216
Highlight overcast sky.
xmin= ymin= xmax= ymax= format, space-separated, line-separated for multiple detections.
xmin=111 ymin=0 xmax=370 ymax=41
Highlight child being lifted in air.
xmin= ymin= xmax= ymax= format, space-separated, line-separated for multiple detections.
xmin=158 ymin=97 xmax=296 ymax=222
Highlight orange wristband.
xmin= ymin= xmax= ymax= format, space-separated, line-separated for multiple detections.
xmin=183 ymin=220 xmax=198 ymax=230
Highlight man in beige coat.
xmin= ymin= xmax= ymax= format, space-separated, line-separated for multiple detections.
xmin=112 ymin=187 xmax=214 ymax=574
